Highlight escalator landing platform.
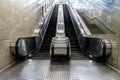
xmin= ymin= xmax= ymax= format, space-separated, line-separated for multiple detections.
xmin=0 ymin=59 xmax=120 ymax=80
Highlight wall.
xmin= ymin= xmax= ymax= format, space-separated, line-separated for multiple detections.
xmin=83 ymin=0 xmax=120 ymax=70
xmin=69 ymin=0 xmax=120 ymax=71
xmin=83 ymin=0 xmax=120 ymax=34
xmin=0 ymin=0 xmax=52 ymax=70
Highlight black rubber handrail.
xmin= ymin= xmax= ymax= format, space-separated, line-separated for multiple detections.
xmin=66 ymin=4 xmax=111 ymax=60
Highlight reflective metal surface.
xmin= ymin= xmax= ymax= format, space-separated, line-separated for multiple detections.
xmin=10 ymin=4 xmax=55 ymax=58
xmin=50 ymin=4 xmax=71 ymax=57
xmin=103 ymin=39 xmax=112 ymax=57
xmin=18 ymin=37 xmax=37 ymax=57
xmin=0 ymin=59 xmax=120 ymax=80
xmin=50 ymin=37 xmax=71 ymax=56
xmin=56 ymin=4 xmax=65 ymax=37
xmin=10 ymin=39 xmax=19 ymax=56
xmin=66 ymin=3 xmax=112 ymax=60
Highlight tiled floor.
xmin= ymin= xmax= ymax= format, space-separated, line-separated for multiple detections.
xmin=0 ymin=59 xmax=120 ymax=80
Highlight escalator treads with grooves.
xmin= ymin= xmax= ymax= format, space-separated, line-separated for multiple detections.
xmin=63 ymin=4 xmax=89 ymax=60
xmin=33 ymin=5 xmax=58 ymax=59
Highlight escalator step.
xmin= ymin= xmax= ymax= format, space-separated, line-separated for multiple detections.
xmin=63 ymin=4 xmax=89 ymax=60
xmin=33 ymin=5 xmax=58 ymax=59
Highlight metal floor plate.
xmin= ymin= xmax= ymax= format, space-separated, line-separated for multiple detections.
xmin=0 ymin=59 xmax=120 ymax=80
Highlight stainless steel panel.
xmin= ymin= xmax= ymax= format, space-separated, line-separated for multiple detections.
xmin=50 ymin=4 xmax=71 ymax=57
xmin=0 ymin=60 xmax=120 ymax=80
xmin=10 ymin=39 xmax=19 ymax=56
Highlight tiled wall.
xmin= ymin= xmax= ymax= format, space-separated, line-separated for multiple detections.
xmin=0 ymin=0 xmax=52 ymax=70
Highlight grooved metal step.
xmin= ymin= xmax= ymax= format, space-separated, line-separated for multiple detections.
xmin=63 ymin=4 xmax=89 ymax=60
xmin=32 ymin=5 xmax=58 ymax=59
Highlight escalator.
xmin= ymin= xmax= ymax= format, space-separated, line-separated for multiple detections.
xmin=0 ymin=4 xmax=120 ymax=80
xmin=10 ymin=3 xmax=110 ymax=60
xmin=33 ymin=5 xmax=58 ymax=59
xmin=63 ymin=5 xmax=89 ymax=60
xmin=33 ymin=4 xmax=89 ymax=60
